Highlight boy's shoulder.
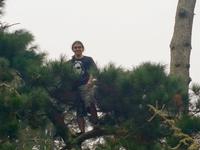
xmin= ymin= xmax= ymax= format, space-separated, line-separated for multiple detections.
xmin=83 ymin=55 xmax=92 ymax=59
xmin=82 ymin=56 xmax=94 ymax=61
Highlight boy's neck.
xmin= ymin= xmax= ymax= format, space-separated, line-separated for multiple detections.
xmin=74 ymin=55 xmax=84 ymax=59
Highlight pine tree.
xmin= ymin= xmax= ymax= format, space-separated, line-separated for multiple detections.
xmin=0 ymin=0 xmax=5 ymax=15
xmin=1 ymin=1 xmax=200 ymax=149
xmin=1 ymin=27 xmax=200 ymax=149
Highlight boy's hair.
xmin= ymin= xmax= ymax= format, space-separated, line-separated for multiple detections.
xmin=71 ymin=41 xmax=84 ymax=50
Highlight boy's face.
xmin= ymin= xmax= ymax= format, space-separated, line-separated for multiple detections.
xmin=72 ymin=43 xmax=84 ymax=57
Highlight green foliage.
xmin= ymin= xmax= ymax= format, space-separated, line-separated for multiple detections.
xmin=39 ymin=57 xmax=78 ymax=90
xmin=97 ymin=62 xmax=185 ymax=118
xmin=96 ymin=136 xmax=162 ymax=150
xmin=0 ymin=27 xmax=50 ymax=147
xmin=0 ymin=59 xmax=24 ymax=141
xmin=0 ymin=57 xmax=13 ymax=82
xmin=0 ymin=29 xmax=46 ymax=84
xmin=0 ymin=30 xmax=34 ymax=59
xmin=97 ymin=62 xmax=184 ymax=117
xmin=96 ymin=63 xmax=127 ymax=113
xmin=191 ymin=83 xmax=200 ymax=96
xmin=96 ymin=62 xmax=186 ymax=148
xmin=20 ymin=88 xmax=50 ymax=129
xmin=12 ymin=50 xmax=45 ymax=83
xmin=176 ymin=115 xmax=200 ymax=134
xmin=0 ymin=85 xmax=21 ymax=140
xmin=0 ymin=141 xmax=16 ymax=150
xmin=0 ymin=23 xmax=77 ymax=149
xmin=1 ymin=8 xmax=199 ymax=149
xmin=0 ymin=57 xmax=9 ymax=68
xmin=36 ymin=57 xmax=79 ymax=106
xmin=16 ymin=123 xmax=54 ymax=150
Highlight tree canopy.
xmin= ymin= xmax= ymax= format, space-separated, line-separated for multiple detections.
xmin=1 ymin=1 xmax=200 ymax=150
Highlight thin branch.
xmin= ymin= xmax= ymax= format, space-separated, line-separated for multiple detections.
xmin=190 ymin=109 xmax=200 ymax=116
xmin=0 ymin=22 xmax=20 ymax=31
xmin=62 ymin=125 xmax=128 ymax=149
xmin=73 ymin=126 xmax=111 ymax=144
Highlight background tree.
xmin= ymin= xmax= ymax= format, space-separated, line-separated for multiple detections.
xmin=93 ymin=63 xmax=189 ymax=150
xmin=170 ymin=0 xmax=196 ymax=91
xmin=0 ymin=27 xmax=50 ymax=149
xmin=0 ymin=0 xmax=5 ymax=15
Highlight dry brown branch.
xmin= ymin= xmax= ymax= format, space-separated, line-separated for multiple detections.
xmin=148 ymin=104 xmax=200 ymax=150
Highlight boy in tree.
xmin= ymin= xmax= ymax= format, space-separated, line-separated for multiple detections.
xmin=68 ymin=41 xmax=98 ymax=134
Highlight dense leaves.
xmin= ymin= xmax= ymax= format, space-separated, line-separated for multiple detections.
xmin=95 ymin=62 xmax=191 ymax=149
xmin=0 ymin=26 xmax=81 ymax=148
xmin=36 ymin=57 xmax=79 ymax=105
xmin=1 ymin=26 xmax=200 ymax=149
xmin=1 ymin=2 xmax=200 ymax=149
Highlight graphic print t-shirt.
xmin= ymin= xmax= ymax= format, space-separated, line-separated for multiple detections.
xmin=70 ymin=56 xmax=97 ymax=86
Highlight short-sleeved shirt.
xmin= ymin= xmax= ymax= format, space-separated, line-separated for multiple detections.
xmin=69 ymin=55 xmax=97 ymax=86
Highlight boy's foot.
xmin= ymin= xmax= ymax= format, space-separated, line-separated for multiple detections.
xmin=71 ymin=131 xmax=84 ymax=138
xmin=76 ymin=131 xmax=84 ymax=136
xmin=88 ymin=116 xmax=99 ymax=125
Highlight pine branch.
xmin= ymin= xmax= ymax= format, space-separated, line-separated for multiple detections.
xmin=73 ymin=126 xmax=112 ymax=144
xmin=0 ymin=22 xmax=20 ymax=31
xmin=0 ymin=82 xmax=20 ymax=96
xmin=61 ymin=125 xmax=128 ymax=149
xmin=148 ymin=104 xmax=200 ymax=150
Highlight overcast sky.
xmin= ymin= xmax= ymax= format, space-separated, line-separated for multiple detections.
xmin=2 ymin=0 xmax=200 ymax=83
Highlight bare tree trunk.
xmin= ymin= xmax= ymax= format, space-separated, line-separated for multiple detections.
xmin=170 ymin=0 xmax=196 ymax=91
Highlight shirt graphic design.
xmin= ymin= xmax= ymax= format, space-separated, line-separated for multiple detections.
xmin=73 ymin=60 xmax=85 ymax=75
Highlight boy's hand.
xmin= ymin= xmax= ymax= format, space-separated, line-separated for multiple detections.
xmin=86 ymin=78 xmax=96 ymax=88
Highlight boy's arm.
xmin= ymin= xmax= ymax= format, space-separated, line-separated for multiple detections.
xmin=87 ymin=57 xmax=98 ymax=87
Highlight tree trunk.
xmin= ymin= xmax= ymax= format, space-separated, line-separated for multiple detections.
xmin=170 ymin=0 xmax=196 ymax=91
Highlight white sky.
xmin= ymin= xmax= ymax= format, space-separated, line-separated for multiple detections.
xmin=2 ymin=0 xmax=200 ymax=83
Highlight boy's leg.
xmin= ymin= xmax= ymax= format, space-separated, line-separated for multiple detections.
xmin=89 ymin=102 xmax=98 ymax=124
xmin=79 ymin=85 xmax=98 ymax=124
xmin=77 ymin=116 xmax=85 ymax=133
xmin=76 ymin=94 xmax=87 ymax=133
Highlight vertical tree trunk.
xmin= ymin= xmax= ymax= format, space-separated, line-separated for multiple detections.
xmin=170 ymin=0 xmax=196 ymax=91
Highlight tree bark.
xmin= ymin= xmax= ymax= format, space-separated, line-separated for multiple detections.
xmin=170 ymin=0 xmax=196 ymax=91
